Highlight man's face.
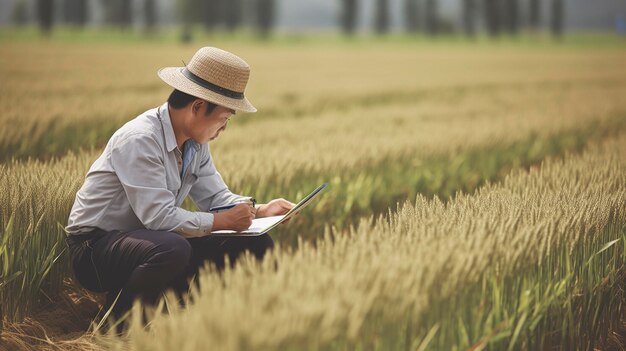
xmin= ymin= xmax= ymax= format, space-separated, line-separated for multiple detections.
xmin=188 ymin=101 xmax=235 ymax=144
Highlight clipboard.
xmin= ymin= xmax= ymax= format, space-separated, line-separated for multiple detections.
xmin=211 ymin=183 xmax=327 ymax=236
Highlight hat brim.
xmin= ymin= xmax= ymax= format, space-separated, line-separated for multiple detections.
xmin=158 ymin=67 xmax=257 ymax=113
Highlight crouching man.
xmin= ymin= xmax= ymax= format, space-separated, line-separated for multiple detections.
xmin=65 ymin=47 xmax=294 ymax=320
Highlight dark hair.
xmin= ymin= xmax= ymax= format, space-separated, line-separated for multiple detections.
xmin=167 ymin=89 xmax=217 ymax=115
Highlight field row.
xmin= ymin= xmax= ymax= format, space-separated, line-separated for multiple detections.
xmin=2 ymin=42 xmax=626 ymax=159
xmin=1 ymin=111 xmax=623 ymax=324
xmin=3 ymin=48 xmax=626 ymax=321
xmin=2 ymin=42 xmax=626 ymax=349
xmin=93 ymin=134 xmax=626 ymax=351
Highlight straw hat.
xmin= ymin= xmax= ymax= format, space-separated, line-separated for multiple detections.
xmin=158 ymin=47 xmax=257 ymax=113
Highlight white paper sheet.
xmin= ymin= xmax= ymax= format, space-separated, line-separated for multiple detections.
xmin=211 ymin=215 xmax=286 ymax=236
xmin=210 ymin=183 xmax=327 ymax=236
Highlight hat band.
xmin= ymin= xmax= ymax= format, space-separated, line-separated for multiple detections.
xmin=182 ymin=68 xmax=244 ymax=100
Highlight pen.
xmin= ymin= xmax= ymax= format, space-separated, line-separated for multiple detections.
xmin=209 ymin=198 xmax=256 ymax=212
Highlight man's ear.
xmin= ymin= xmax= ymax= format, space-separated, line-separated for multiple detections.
xmin=191 ymin=99 xmax=204 ymax=115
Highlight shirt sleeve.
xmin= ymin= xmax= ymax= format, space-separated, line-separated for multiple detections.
xmin=110 ymin=133 xmax=214 ymax=237
xmin=189 ymin=145 xmax=248 ymax=212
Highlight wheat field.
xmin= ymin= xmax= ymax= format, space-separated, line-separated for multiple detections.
xmin=1 ymin=35 xmax=626 ymax=350
xmin=98 ymin=133 xmax=626 ymax=351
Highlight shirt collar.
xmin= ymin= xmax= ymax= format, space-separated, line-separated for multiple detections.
xmin=159 ymin=102 xmax=178 ymax=153
xmin=158 ymin=102 xmax=201 ymax=153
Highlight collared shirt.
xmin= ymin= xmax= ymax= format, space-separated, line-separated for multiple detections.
xmin=66 ymin=103 xmax=248 ymax=237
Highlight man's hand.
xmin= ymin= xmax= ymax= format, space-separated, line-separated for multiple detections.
xmin=256 ymin=198 xmax=296 ymax=218
xmin=212 ymin=204 xmax=255 ymax=232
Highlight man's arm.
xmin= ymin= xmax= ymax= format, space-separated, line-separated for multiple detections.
xmin=188 ymin=145 xmax=249 ymax=212
xmin=188 ymin=145 xmax=295 ymax=221
xmin=110 ymin=133 xmax=214 ymax=237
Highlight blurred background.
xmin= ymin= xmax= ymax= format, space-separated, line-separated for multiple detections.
xmin=1 ymin=0 xmax=625 ymax=39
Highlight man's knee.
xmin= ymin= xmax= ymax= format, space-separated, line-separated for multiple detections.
xmin=149 ymin=232 xmax=192 ymax=274
xmin=250 ymin=234 xmax=274 ymax=259
xmin=164 ymin=233 xmax=192 ymax=265
xmin=260 ymin=233 xmax=274 ymax=250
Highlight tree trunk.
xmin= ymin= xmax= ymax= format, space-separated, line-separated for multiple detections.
xmin=462 ymin=0 xmax=475 ymax=37
xmin=37 ymin=0 xmax=55 ymax=35
xmin=484 ymin=0 xmax=500 ymax=37
xmin=504 ymin=0 xmax=519 ymax=35
xmin=224 ymin=0 xmax=242 ymax=32
xmin=340 ymin=0 xmax=358 ymax=35
xmin=144 ymin=0 xmax=157 ymax=33
xmin=256 ymin=0 xmax=275 ymax=38
xmin=103 ymin=0 xmax=132 ymax=28
xmin=424 ymin=0 xmax=437 ymax=35
xmin=202 ymin=0 xmax=222 ymax=31
xmin=119 ymin=0 xmax=132 ymax=28
xmin=12 ymin=0 xmax=29 ymax=26
xmin=551 ymin=0 xmax=564 ymax=38
xmin=178 ymin=0 xmax=194 ymax=42
xmin=529 ymin=0 xmax=540 ymax=29
xmin=64 ymin=0 xmax=88 ymax=26
xmin=404 ymin=0 xmax=420 ymax=33
xmin=374 ymin=0 xmax=389 ymax=35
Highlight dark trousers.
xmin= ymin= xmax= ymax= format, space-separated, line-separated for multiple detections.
xmin=66 ymin=229 xmax=274 ymax=319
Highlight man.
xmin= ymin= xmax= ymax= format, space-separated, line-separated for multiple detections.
xmin=65 ymin=47 xmax=294 ymax=319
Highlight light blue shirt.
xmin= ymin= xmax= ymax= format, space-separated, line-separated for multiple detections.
xmin=66 ymin=103 xmax=248 ymax=237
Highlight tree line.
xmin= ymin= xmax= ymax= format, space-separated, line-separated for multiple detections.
xmin=15 ymin=0 xmax=276 ymax=37
xmin=21 ymin=0 xmax=564 ymax=39
xmin=356 ymin=0 xmax=564 ymax=37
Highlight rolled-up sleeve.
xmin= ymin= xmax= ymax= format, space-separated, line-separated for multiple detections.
xmin=110 ymin=133 xmax=214 ymax=237
xmin=189 ymin=145 xmax=248 ymax=212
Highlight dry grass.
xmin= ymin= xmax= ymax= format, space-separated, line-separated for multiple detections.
xmin=3 ymin=76 xmax=624 ymax=322
xmin=2 ymin=41 xmax=626 ymax=159
xmin=3 ymin=40 xmax=626 ymax=322
xmin=92 ymin=134 xmax=626 ymax=350
xmin=2 ymin=39 xmax=626 ymax=350
xmin=0 ymin=278 xmax=105 ymax=351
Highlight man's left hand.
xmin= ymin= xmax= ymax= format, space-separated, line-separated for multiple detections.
xmin=256 ymin=198 xmax=295 ymax=218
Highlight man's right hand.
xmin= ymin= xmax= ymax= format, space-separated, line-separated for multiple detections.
xmin=212 ymin=204 xmax=255 ymax=232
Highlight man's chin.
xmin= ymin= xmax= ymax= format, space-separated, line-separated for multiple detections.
xmin=191 ymin=136 xmax=214 ymax=144
xmin=209 ymin=133 xmax=222 ymax=142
